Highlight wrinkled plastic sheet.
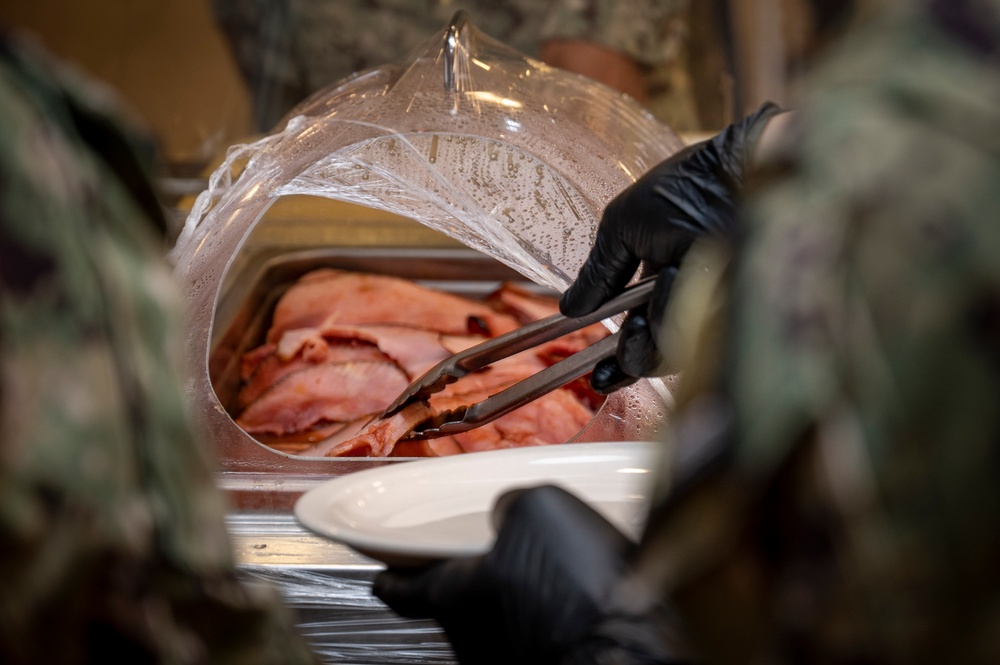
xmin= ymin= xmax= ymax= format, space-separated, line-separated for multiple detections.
xmin=229 ymin=511 xmax=456 ymax=663
xmin=241 ymin=566 xmax=455 ymax=664
xmin=171 ymin=13 xmax=682 ymax=464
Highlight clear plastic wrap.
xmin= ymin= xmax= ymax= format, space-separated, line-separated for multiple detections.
xmin=230 ymin=512 xmax=456 ymax=663
xmin=173 ymin=13 xmax=682 ymax=288
xmin=171 ymin=12 xmax=683 ymax=473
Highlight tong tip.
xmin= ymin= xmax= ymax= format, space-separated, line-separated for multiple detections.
xmin=383 ymin=362 xmax=467 ymax=418
xmin=401 ymin=405 xmax=469 ymax=441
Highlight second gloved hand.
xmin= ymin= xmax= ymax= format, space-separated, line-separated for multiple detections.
xmin=561 ymin=103 xmax=783 ymax=393
xmin=373 ymin=485 xmax=684 ymax=665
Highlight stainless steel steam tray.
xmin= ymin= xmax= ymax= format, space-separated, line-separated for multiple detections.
xmin=210 ymin=246 xmax=553 ymax=422
xmin=206 ymin=246 xmax=580 ymax=513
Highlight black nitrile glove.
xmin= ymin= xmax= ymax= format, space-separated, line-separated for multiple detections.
xmin=561 ymin=103 xmax=783 ymax=393
xmin=373 ymin=485 xmax=690 ymax=665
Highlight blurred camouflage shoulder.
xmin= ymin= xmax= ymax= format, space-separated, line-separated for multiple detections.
xmin=640 ymin=1 xmax=1000 ymax=662
xmin=211 ymin=0 xmax=687 ymax=130
xmin=0 ymin=33 xmax=317 ymax=664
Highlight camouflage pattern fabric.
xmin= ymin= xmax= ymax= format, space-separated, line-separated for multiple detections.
xmin=212 ymin=0 xmax=686 ymax=130
xmin=634 ymin=1 xmax=1000 ymax=663
xmin=0 ymin=34 xmax=317 ymax=664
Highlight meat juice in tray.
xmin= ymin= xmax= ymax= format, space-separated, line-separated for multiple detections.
xmin=213 ymin=251 xmax=609 ymax=459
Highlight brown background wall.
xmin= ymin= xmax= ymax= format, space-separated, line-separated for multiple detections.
xmin=1 ymin=1 xmax=819 ymax=172
xmin=1 ymin=1 xmax=253 ymax=172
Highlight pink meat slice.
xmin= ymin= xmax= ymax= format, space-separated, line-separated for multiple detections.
xmin=532 ymin=324 xmax=610 ymax=365
xmin=291 ymin=410 xmax=461 ymax=459
xmin=241 ymin=343 xmax=277 ymax=382
xmin=323 ymin=403 xmax=437 ymax=457
xmin=252 ymin=422 xmax=351 ymax=455
xmin=485 ymin=282 xmax=561 ymax=323
xmin=428 ymin=351 xmax=549 ymax=401
xmin=325 ymin=386 xmax=594 ymax=458
xmin=267 ymin=269 xmax=520 ymax=341
xmin=275 ymin=328 xmax=329 ymax=362
xmin=294 ymin=417 xmax=373 ymax=457
xmin=449 ymin=388 xmax=595 ymax=453
xmin=317 ymin=324 xmax=476 ymax=379
xmin=275 ymin=323 xmax=488 ymax=380
xmin=390 ymin=436 xmax=465 ymax=457
xmin=238 ymin=342 xmax=390 ymax=410
xmin=236 ymin=360 xmax=409 ymax=435
xmin=440 ymin=334 xmax=491 ymax=354
xmin=235 ymin=269 xmax=609 ymax=458
xmin=482 ymin=282 xmax=611 ymax=366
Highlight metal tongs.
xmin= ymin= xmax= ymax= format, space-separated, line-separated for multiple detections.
xmin=383 ymin=278 xmax=656 ymax=440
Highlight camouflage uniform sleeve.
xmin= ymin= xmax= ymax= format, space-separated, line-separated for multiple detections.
xmin=633 ymin=2 xmax=1000 ymax=663
xmin=538 ymin=0 xmax=687 ymax=66
xmin=212 ymin=0 xmax=688 ymax=130
xmin=211 ymin=0 xmax=308 ymax=132
xmin=0 ymin=35 xmax=318 ymax=664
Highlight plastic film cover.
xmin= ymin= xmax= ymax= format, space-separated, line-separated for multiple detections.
xmin=171 ymin=11 xmax=682 ymax=466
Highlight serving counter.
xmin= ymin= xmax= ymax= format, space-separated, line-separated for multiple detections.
xmin=232 ymin=513 xmax=454 ymax=663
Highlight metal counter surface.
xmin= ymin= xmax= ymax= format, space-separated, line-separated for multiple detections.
xmin=230 ymin=509 xmax=457 ymax=664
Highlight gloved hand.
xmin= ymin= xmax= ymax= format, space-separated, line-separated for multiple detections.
xmin=561 ymin=103 xmax=783 ymax=393
xmin=373 ymin=485 xmax=689 ymax=665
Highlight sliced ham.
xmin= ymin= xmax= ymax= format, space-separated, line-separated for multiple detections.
xmin=234 ymin=268 xmax=609 ymax=458
xmin=413 ymin=347 xmax=554 ymax=409
xmin=295 ymin=417 xmax=373 ymax=457
xmin=251 ymin=422 xmax=350 ymax=455
xmin=275 ymin=328 xmax=328 ymax=362
xmin=323 ymin=386 xmax=593 ymax=458
xmin=322 ymin=403 xmax=436 ymax=457
xmin=486 ymin=282 xmax=561 ymax=323
xmin=532 ymin=324 xmax=610 ymax=364
xmin=450 ymin=388 xmax=594 ymax=452
xmin=241 ymin=343 xmax=277 ymax=382
xmin=236 ymin=360 xmax=409 ymax=435
xmin=482 ymin=281 xmax=611 ymax=368
xmin=267 ymin=409 xmax=462 ymax=458
xmin=317 ymin=324 xmax=470 ymax=379
xmin=267 ymin=269 xmax=520 ymax=341
xmin=272 ymin=323 xmax=487 ymax=380
xmin=239 ymin=340 xmax=389 ymax=409
xmin=390 ymin=437 xmax=465 ymax=457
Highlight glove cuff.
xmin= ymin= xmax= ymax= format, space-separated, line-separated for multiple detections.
xmin=711 ymin=101 xmax=784 ymax=191
xmin=559 ymin=610 xmax=699 ymax=665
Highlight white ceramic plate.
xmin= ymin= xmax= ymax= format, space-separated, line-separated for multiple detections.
xmin=294 ymin=441 xmax=659 ymax=566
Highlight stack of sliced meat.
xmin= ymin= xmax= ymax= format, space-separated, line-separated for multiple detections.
xmin=234 ymin=268 xmax=608 ymax=457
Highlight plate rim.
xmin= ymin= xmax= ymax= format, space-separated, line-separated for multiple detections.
xmin=293 ymin=440 xmax=657 ymax=564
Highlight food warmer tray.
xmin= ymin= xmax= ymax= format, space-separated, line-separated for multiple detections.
xmin=215 ymin=244 xmax=594 ymax=664
xmin=210 ymin=244 xmax=586 ymax=508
